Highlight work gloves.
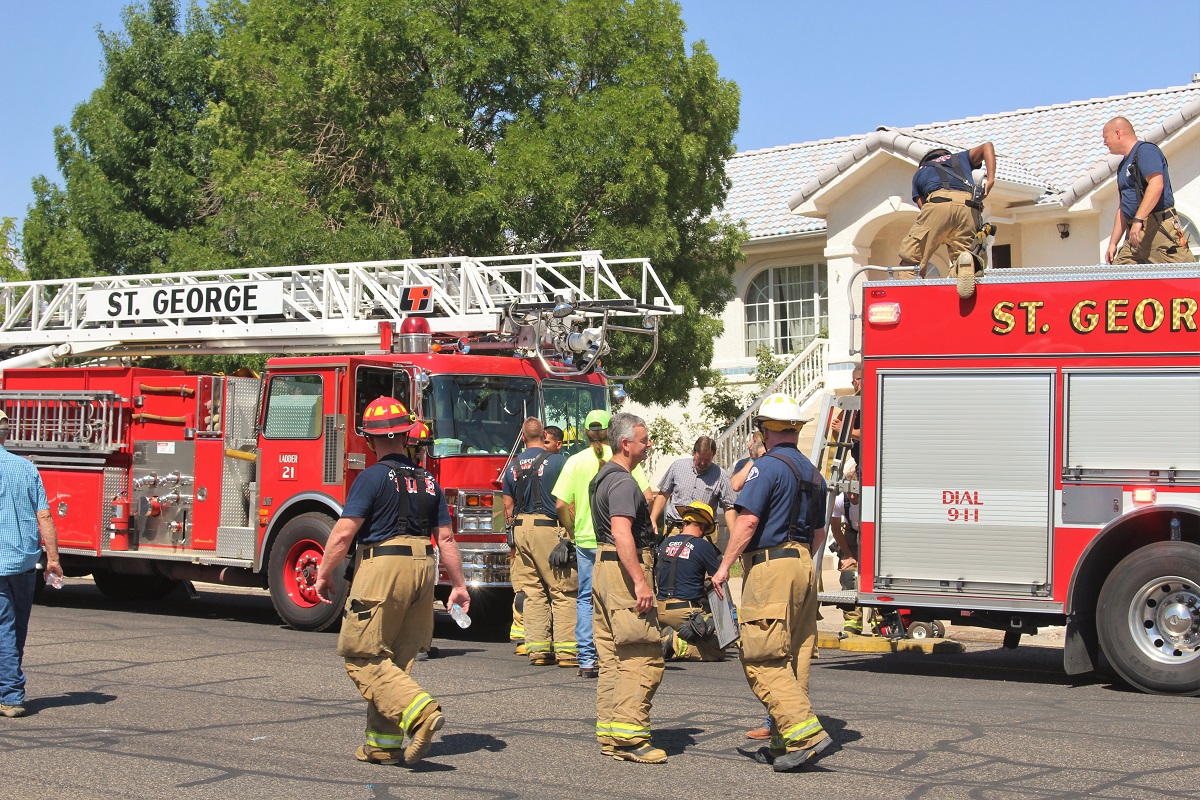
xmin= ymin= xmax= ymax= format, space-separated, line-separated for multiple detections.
xmin=549 ymin=537 xmax=577 ymax=568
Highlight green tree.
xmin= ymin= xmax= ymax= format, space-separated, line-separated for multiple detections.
xmin=23 ymin=1 xmax=742 ymax=404
xmin=1 ymin=217 xmax=25 ymax=281
xmin=23 ymin=0 xmax=221 ymax=279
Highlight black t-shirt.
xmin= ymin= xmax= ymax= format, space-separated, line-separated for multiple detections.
xmin=590 ymin=461 xmax=655 ymax=549
xmin=656 ymin=533 xmax=722 ymax=601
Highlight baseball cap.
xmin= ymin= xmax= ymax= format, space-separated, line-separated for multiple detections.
xmin=584 ymin=409 xmax=611 ymax=430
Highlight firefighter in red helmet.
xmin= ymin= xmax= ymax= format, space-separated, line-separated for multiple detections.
xmin=315 ymin=397 xmax=469 ymax=767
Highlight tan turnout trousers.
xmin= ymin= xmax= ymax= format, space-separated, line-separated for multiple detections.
xmin=738 ymin=541 xmax=828 ymax=753
xmin=657 ymin=600 xmax=726 ymax=661
xmin=338 ymin=535 xmax=440 ymax=752
xmin=514 ymin=514 xmax=578 ymax=659
xmin=593 ymin=546 xmax=664 ymax=747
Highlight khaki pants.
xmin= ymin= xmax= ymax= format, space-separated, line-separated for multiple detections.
xmin=738 ymin=542 xmax=827 ymax=753
xmin=593 ymin=546 xmax=664 ymax=746
xmin=897 ymin=190 xmax=981 ymax=277
xmin=657 ymin=599 xmax=726 ymax=661
xmin=1114 ymin=214 xmax=1192 ymax=265
xmin=509 ymin=542 xmax=535 ymax=642
xmin=514 ymin=515 xmax=578 ymax=658
xmin=338 ymin=535 xmax=439 ymax=751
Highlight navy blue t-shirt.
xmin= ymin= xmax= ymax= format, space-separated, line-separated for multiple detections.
xmin=912 ymin=151 xmax=975 ymax=202
xmin=1117 ymin=142 xmax=1174 ymax=217
xmin=342 ymin=453 xmax=451 ymax=545
xmin=734 ymin=443 xmax=827 ymax=552
xmin=502 ymin=446 xmax=566 ymax=518
xmin=656 ymin=533 xmax=722 ymax=601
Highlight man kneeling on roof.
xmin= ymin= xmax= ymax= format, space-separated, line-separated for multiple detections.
xmin=657 ymin=502 xmax=727 ymax=662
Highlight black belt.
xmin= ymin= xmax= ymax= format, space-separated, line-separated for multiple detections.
xmin=361 ymin=543 xmax=427 ymax=559
xmin=927 ymin=195 xmax=982 ymax=211
xmin=663 ymin=600 xmax=700 ymax=610
xmin=598 ymin=548 xmax=652 ymax=562
xmin=1154 ymin=208 xmax=1178 ymax=221
xmin=748 ymin=546 xmax=802 ymax=567
xmin=516 ymin=515 xmax=557 ymax=527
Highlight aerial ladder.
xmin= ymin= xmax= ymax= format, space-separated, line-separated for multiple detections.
xmin=0 ymin=250 xmax=679 ymax=372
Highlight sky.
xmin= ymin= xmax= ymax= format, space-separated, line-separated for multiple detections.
xmin=2 ymin=0 xmax=1198 ymax=234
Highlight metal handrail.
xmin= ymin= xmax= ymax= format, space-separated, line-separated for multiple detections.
xmin=714 ymin=339 xmax=829 ymax=471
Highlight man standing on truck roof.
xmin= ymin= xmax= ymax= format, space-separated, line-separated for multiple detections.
xmin=0 ymin=410 xmax=63 ymax=718
xmin=314 ymin=397 xmax=469 ymax=768
xmin=503 ymin=417 xmax=574 ymax=667
xmin=1102 ymin=117 xmax=1192 ymax=266
xmin=898 ymin=141 xmax=996 ymax=299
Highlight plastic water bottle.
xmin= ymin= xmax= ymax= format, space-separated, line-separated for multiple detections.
xmin=449 ymin=603 xmax=471 ymax=629
xmin=45 ymin=572 xmax=64 ymax=590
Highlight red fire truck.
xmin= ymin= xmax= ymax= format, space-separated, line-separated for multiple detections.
xmin=0 ymin=252 xmax=675 ymax=632
xmin=821 ymin=262 xmax=1200 ymax=694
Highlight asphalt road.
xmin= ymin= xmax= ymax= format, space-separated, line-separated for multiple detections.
xmin=2 ymin=580 xmax=1197 ymax=800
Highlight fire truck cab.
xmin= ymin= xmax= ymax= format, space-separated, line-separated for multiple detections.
xmin=840 ymin=262 xmax=1200 ymax=694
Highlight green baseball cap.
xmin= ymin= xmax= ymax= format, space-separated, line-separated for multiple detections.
xmin=584 ymin=409 xmax=611 ymax=430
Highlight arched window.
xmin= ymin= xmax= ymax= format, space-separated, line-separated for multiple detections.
xmin=744 ymin=263 xmax=827 ymax=357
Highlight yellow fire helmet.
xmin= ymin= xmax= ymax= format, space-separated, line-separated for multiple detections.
xmin=676 ymin=501 xmax=716 ymax=535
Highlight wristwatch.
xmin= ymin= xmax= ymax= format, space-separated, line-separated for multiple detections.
xmin=1132 ymin=217 xmax=1146 ymax=225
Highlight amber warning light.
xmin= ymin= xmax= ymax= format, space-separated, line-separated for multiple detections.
xmin=1132 ymin=488 xmax=1157 ymax=505
xmin=867 ymin=302 xmax=901 ymax=326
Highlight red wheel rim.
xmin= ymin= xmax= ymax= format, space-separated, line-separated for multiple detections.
xmin=283 ymin=538 xmax=324 ymax=608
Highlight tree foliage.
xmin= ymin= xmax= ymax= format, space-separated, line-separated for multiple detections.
xmin=22 ymin=0 xmax=742 ymax=403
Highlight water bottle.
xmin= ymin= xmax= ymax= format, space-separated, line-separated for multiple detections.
xmin=45 ymin=572 xmax=64 ymax=590
xmin=449 ymin=603 xmax=471 ymax=629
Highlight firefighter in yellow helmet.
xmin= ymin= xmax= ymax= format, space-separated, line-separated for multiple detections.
xmin=314 ymin=397 xmax=469 ymax=767
xmin=711 ymin=393 xmax=837 ymax=772
xmin=656 ymin=502 xmax=726 ymax=662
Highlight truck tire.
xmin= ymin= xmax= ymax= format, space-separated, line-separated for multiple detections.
xmin=268 ymin=513 xmax=347 ymax=632
xmin=1097 ymin=541 xmax=1200 ymax=695
xmin=92 ymin=570 xmax=180 ymax=602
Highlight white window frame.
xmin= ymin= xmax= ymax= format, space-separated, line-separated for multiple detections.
xmin=743 ymin=262 xmax=827 ymax=357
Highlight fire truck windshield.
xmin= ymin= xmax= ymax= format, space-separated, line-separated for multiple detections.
xmin=427 ymin=374 xmax=537 ymax=455
xmin=543 ymin=380 xmax=608 ymax=456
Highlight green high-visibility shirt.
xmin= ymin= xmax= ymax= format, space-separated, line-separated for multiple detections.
xmin=551 ymin=445 xmax=649 ymax=549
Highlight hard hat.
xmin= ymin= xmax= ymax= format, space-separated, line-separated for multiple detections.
xmin=0 ymin=410 xmax=7 ymax=423
xmin=753 ymin=393 xmax=806 ymax=432
xmin=362 ymin=396 xmax=418 ymax=437
xmin=409 ymin=420 xmax=434 ymax=445
xmin=584 ymin=409 xmax=611 ymax=430
xmin=676 ymin=501 xmax=716 ymax=535
xmin=920 ymin=147 xmax=951 ymax=164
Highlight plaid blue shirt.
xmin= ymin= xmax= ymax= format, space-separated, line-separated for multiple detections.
xmin=0 ymin=445 xmax=49 ymax=575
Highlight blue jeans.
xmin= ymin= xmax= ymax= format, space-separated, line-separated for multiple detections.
xmin=575 ymin=546 xmax=597 ymax=668
xmin=0 ymin=570 xmax=36 ymax=706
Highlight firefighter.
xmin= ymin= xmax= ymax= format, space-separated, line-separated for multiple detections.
xmin=1102 ymin=116 xmax=1192 ymax=265
xmin=898 ymin=142 xmax=996 ymax=299
xmin=657 ymin=502 xmax=726 ymax=662
xmin=590 ymin=412 xmax=667 ymax=763
xmin=711 ymin=393 xmax=836 ymax=773
xmin=503 ymin=417 xmax=575 ymax=666
xmin=314 ymin=397 xmax=470 ymax=767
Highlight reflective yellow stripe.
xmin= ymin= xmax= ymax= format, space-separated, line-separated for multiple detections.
xmin=401 ymin=692 xmax=436 ymax=733
xmin=673 ymin=636 xmax=689 ymax=659
xmin=365 ymin=730 xmax=406 ymax=748
xmin=526 ymin=640 xmax=552 ymax=653
xmin=509 ymin=625 xmax=525 ymax=638
xmin=553 ymin=641 xmax=578 ymax=653
xmin=608 ymin=722 xmax=651 ymax=739
xmin=595 ymin=721 xmax=612 ymax=737
xmin=781 ymin=717 xmax=824 ymax=745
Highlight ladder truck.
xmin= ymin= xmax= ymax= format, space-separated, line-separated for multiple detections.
xmin=0 ymin=251 xmax=677 ymax=631
xmin=814 ymin=262 xmax=1200 ymax=695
